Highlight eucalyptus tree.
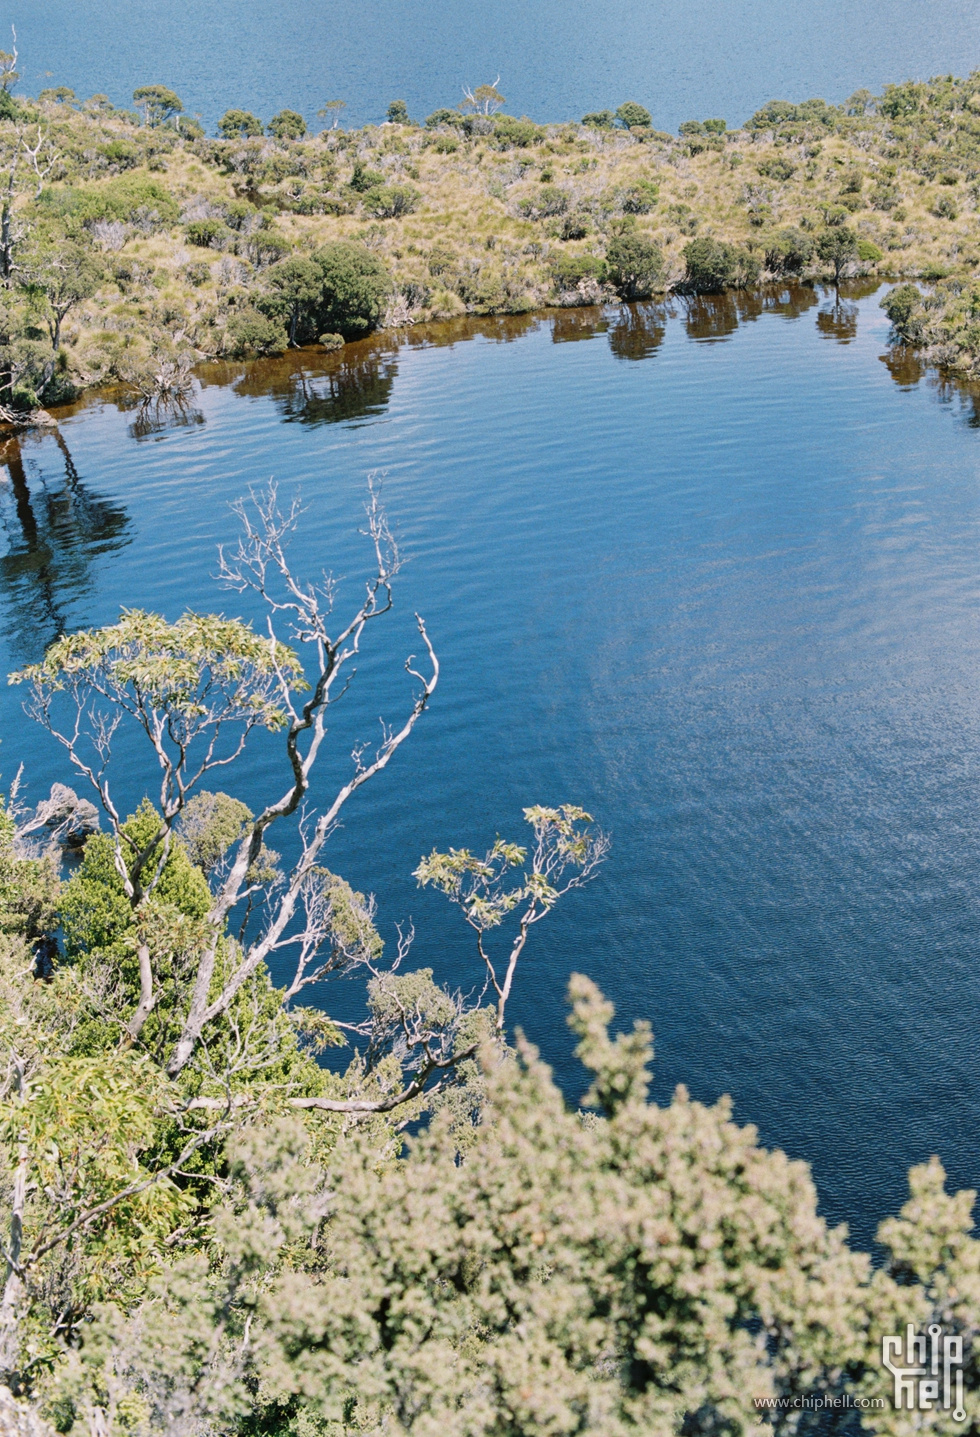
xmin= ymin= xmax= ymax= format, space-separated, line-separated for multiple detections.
xmin=11 ymin=487 xmax=600 ymax=1102
xmin=132 ymin=85 xmax=183 ymax=129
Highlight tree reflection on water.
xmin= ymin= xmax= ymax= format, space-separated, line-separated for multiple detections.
xmin=0 ymin=429 xmax=130 ymax=658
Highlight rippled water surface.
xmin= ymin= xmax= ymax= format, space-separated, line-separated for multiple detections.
xmin=9 ymin=0 xmax=980 ymax=131
xmin=2 ymin=284 xmax=980 ymax=1247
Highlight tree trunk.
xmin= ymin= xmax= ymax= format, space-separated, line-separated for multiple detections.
xmin=0 ymin=1058 xmax=27 ymax=1386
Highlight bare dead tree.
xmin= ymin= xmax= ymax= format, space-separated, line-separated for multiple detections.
xmin=461 ymin=78 xmax=505 ymax=116
xmin=13 ymin=482 xmax=438 ymax=1082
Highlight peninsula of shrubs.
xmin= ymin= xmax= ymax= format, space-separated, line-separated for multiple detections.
xmin=2 ymin=70 xmax=980 ymax=410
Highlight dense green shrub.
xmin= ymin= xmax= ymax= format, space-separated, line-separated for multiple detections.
xmin=35 ymin=175 xmax=180 ymax=230
xmin=682 ymin=236 xmax=759 ymax=291
xmin=763 ymin=226 xmax=814 ymax=273
xmin=615 ymin=101 xmax=652 ymax=129
xmin=620 ymin=179 xmax=659 ymax=214
xmin=224 ymin=308 xmax=289 ymax=356
xmin=582 ymin=110 xmax=615 ymax=128
xmin=857 ymin=237 xmax=883 ymax=263
xmin=218 ymin=108 xmax=263 ymax=138
xmin=425 ymin=108 xmax=465 ymax=129
xmin=185 ymin=217 xmax=229 ymax=248
xmin=361 ymin=183 xmax=421 ymax=218
xmin=262 ymin=243 xmax=392 ymax=343
xmin=267 ymin=108 xmax=306 ymax=140
xmin=880 ymin=282 xmax=925 ymax=342
xmin=348 ymin=161 xmax=386 ymax=193
xmin=98 ymin=139 xmax=140 ymax=170
xmin=605 ymin=233 xmax=663 ymax=299
xmin=312 ymin=242 xmax=391 ymax=336
xmin=550 ymin=253 xmax=607 ymax=295
xmin=757 ymin=155 xmax=797 ymax=181
xmin=492 ymin=114 xmax=544 ymax=148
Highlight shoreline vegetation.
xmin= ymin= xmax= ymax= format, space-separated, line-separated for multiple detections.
xmin=0 ymin=69 xmax=977 ymax=416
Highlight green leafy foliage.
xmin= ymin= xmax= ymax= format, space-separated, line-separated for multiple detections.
xmin=0 ymin=801 xmax=58 ymax=940
xmin=817 ymin=224 xmax=859 ymax=282
xmin=35 ymin=175 xmax=180 ymax=231
xmin=615 ymin=101 xmax=652 ymax=129
xmin=491 ymin=114 xmax=544 ymax=148
xmin=683 ymin=236 xmax=760 ymax=292
xmin=605 ymin=233 xmax=664 ymax=299
xmin=763 ymin=226 xmax=814 ymax=273
xmin=132 ymin=86 xmax=183 ymax=128
xmin=51 ymin=976 xmax=961 ymax=1437
xmin=267 ymin=110 xmax=306 ymax=141
xmin=361 ymin=183 xmax=420 ymax=219
xmin=880 ymin=282 xmax=925 ymax=343
xmin=551 ymin=252 xmax=607 ymax=293
xmin=218 ymin=109 xmax=263 ymax=139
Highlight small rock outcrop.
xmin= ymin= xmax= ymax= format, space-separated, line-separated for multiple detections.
xmin=19 ymin=782 xmax=101 ymax=849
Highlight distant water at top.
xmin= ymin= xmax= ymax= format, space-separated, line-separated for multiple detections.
xmin=6 ymin=0 xmax=980 ymax=133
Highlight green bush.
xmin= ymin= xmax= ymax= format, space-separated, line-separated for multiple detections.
xmin=880 ymin=283 xmax=924 ymax=342
xmin=615 ymin=101 xmax=652 ymax=129
xmin=311 ymin=241 xmax=390 ymax=338
xmin=551 ymin=252 xmax=607 ymax=292
xmin=492 ymin=114 xmax=544 ymax=148
xmin=267 ymin=109 xmax=306 ymax=140
xmin=605 ymin=233 xmax=664 ymax=299
xmin=856 ymin=237 xmax=883 ymax=263
xmin=61 ymin=801 xmax=210 ymax=963
xmin=425 ymin=108 xmax=465 ymax=129
xmin=218 ymin=108 xmax=263 ymax=138
xmin=621 ymin=179 xmax=659 ymax=214
xmin=683 ymin=237 xmax=760 ymax=291
xmin=36 ymin=174 xmax=180 ymax=230
xmin=185 ymin=217 xmax=229 ymax=248
xmin=361 ymin=183 xmax=421 ymax=218
xmin=224 ymin=308 xmax=289 ymax=357
xmin=349 ymin=161 xmax=386 ymax=193
xmin=98 ymin=139 xmax=140 ymax=170
xmin=756 ymin=156 xmax=796 ymax=181
xmin=763 ymin=227 xmax=814 ymax=273
xmin=582 ymin=110 xmax=615 ymax=129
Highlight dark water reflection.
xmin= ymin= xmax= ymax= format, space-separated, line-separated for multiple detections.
xmin=0 ymin=431 xmax=131 ymax=657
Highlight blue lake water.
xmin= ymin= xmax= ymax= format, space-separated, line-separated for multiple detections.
xmin=7 ymin=0 xmax=980 ymax=132
xmin=2 ymin=284 xmax=980 ymax=1249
